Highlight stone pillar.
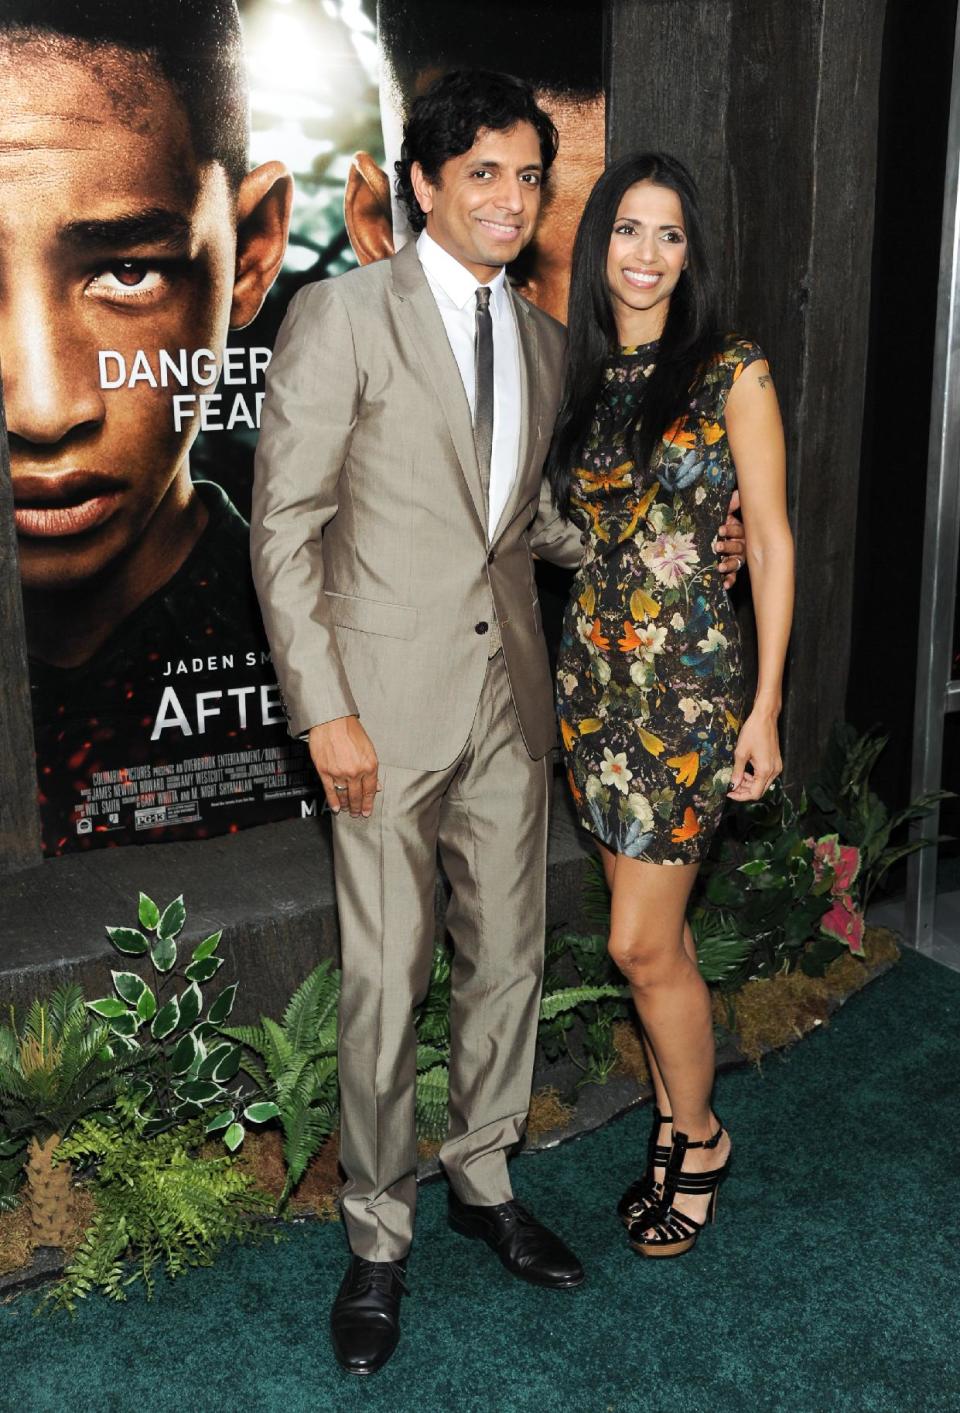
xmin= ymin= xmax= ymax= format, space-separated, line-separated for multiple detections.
xmin=0 ymin=382 xmax=42 ymax=872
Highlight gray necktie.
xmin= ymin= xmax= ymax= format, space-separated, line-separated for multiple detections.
xmin=474 ymin=286 xmax=494 ymax=515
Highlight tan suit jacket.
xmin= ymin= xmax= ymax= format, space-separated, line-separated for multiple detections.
xmin=251 ymin=240 xmax=583 ymax=770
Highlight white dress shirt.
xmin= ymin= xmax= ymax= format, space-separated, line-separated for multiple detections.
xmin=416 ymin=230 xmax=522 ymax=537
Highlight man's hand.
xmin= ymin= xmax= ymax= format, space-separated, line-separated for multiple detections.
xmin=715 ymin=488 xmax=747 ymax=590
xmin=308 ymin=716 xmax=380 ymax=818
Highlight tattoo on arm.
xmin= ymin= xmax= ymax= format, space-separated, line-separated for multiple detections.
xmin=757 ymin=373 xmax=772 ymax=390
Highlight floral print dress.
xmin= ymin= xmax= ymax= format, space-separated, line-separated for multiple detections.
xmin=557 ymin=336 xmax=764 ymax=863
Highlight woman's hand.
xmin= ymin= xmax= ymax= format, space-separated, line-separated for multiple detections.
xmin=727 ymin=709 xmax=782 ymax=801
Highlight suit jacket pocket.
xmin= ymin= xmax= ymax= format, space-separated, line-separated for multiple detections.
xmin=325 ymin=590 xmax=418 ymax=640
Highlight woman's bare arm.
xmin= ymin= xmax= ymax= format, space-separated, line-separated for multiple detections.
xmin=724 ymin=360 xmax=795 ymax=800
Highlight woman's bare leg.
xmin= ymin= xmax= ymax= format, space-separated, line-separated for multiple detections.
xmin=603 ymin=848 xmax=731 ymax=1227
xmin=598 ymin=842 xmax=672 ymax=1180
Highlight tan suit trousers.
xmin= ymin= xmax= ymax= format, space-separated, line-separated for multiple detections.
xmin=332 ymin=650 xmax=550 ymax=1262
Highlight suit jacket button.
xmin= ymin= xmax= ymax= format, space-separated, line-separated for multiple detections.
xmin=580 ymin=533 xmax=588 ymax=545
xmin=487 ymin=549 xmax=495 ymax=564
xmin=475 ymin=621 xmax=489 ymax=635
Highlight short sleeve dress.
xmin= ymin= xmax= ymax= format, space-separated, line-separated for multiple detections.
xmin=556 ymin=336 xmax=765 ymax=864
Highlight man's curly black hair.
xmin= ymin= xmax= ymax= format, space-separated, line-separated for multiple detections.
xmin=394 ymin=69 xmax=559 ymax=235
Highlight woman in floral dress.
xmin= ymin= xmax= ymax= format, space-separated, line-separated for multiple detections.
xmin=547 ymin=153 xmax=794 ymax=1257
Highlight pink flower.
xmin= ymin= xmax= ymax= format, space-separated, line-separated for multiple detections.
xmin=820 ymin=895 xmax=865 ymax=955
xmin=807 ymin=835 xmax=861 ymax=893
xmin=831 ymin=845 xmax=860 ymax=895
xmin=806 ymin=834 xmax=866 ymax=956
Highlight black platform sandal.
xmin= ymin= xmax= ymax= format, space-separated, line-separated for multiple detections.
xmin=627 ymin=1121 xmax=730 ymax=1259
xmin=616 ymin=1106 xmax=673 ymax=1225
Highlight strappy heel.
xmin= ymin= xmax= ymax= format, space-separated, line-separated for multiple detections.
xmin=616 ymin=1106 xmax=673 ymax=1225
xmin=627 ymin=1120 xmax=730 ymax=1259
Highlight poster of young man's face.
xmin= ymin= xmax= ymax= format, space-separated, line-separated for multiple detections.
xmin=0 ymin=0 xmax=604 ymax=856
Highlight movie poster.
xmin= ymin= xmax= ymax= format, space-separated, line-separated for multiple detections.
xmin=2 ymin=0 xmax=603 ymax=856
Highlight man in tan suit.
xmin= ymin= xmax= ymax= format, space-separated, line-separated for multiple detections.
xmin=252 ymin=70 xmax=584 ymax=1373
xmin=253 ymin=70 xmax=741 ymax=1374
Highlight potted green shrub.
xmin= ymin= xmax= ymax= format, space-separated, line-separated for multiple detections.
xmin=0 ymin=986 xmax=139 ymax=1247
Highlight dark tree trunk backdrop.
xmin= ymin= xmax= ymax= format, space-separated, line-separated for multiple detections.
xmin=847 ymin=0 xmax=959 ymax=838
xmin=606 ymin=0 xmax=886 ymax=783
xmin=0 ymin=381 xmax=41 ymax=874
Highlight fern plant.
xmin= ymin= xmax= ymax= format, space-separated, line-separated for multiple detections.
xmin=538 ymin=981 xmax=627 ymax=1022
xmin=412 ymin=944 xmax=453 ymax=1141
xmin=220 ymin=962 xmax=341 ymax=1209
xmin=44 ymin=1094 xmax=271 ymax=1312
xmin=538 ymin=976 xmax=629 ymax=1084
xmin=415 ymin=1053 xmax=450 ymax=1142
xmin=0 ymin=985 xmax=140 ymax=1246
xmin=415 ymin=944 xmax=452 ymax=1050
xmin=537 ymin=923 xmax=629 ymax=1083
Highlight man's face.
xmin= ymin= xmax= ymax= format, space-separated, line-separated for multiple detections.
xmin=413 ymin=121 xmax=543 ymax=282
xmin=346 ymin=93 xmax=605 ymax=322
xmin=0 ymin=41 xmax=238 ymax=592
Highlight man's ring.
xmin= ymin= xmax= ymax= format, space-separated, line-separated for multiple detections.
xmin=334 ymin=783 xmax=348 ymax=793
xmin=733 ymin=555 xmax=743 ymax=571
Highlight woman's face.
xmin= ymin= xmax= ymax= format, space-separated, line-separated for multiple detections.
xmin=605 ymin=180 xmax=688 ymax=344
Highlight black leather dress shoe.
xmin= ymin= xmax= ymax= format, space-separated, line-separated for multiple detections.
xmin=330 ymin=1255 xmax=408 ymax=1375
xmin=448 ymin=1192 xmax=585 ymax=1289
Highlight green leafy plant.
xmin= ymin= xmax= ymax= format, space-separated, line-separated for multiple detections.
xmin=411 ymin=943 xmax=506 ymax=1140
xmin=0 ymin=1123 xmax=24 ymax=1214
xmin=414 ymin=1051 xmax=450 ymax=1141
xmin=538 ymin=979 xmax=627 ymax=1023
xmin=220 ymin=962 xmax=340 ymax=1209
xmin=581 ymin=864 xmax=615 ymax=938
xmin=580 ymin=1018 xmax=620 ymax=1085
xmin=539 ymin=980 xmax=631 ymax=1086
xmin=406 ymin=937 xmax=629 ymax=1130
xmin=44 ymin=1093 xmax=272 ymax=1312
xmin=412 ymin=945 xmax=452 ymax=1141
xmin=696 ymin=803 xmax=840 ymax=979
xmin=415 ymin=942 xmax=452 ymax=1051
xmin=804 ymin=721 xmax=952 ymax=909
xmin=88 ymin=893 xmax=276 ymax=1150
xmin=538 ymin=929 xmax=629 ymax=1084
xmin=0 ymin=985 xmax=139 ymax=1246
xmin=689 ymin=911 xmax=754 ymax=985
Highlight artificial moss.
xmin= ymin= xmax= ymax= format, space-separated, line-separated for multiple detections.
xmin=720 ymin=926 xmax=900 ymax=1065
xmin=231 ymin=1129 xmax=340 ymax=1221
xmin=526 ymin=1087 xmax=574 ymax=1140
xmin=612 ymin=1020 xmax=650 ymax=1084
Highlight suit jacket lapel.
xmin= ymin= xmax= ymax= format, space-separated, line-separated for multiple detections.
xmin=390 ymin=243 xmax=487 ymax=533
xmin=492 ymin=286 xmax=540 ymax=544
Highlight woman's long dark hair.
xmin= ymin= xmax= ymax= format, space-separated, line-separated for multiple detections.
xmin=546 ymin=152 xmax=724 ymax=516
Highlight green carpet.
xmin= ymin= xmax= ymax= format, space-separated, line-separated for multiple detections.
xmin=2 ymin=949 xmax=958 ymax=1413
